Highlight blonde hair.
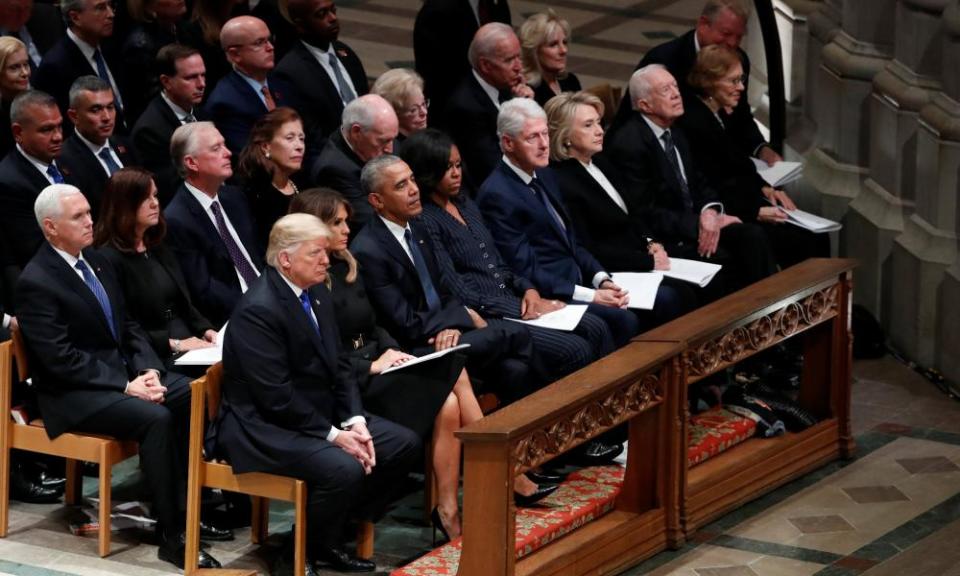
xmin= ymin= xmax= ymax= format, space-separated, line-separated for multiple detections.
xmin=371 ymin=68 xmax=424 ymax=119
xmin=544 ymin=91 xmax=604 ymax=162
xmin=519 ymin=10 xmax=571 ymax=87
xmin=0 ymin=37 xmax=27 ymax=90
xmin=265 ymin=213 xmax=330 ymax=268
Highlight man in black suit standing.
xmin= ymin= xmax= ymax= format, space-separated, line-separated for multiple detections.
xmin=0 ymin=0 xmax=64 ymax=72
xmin=603 ymin=65 xmax=776 ymax=292
xmin=58 ymin=76 xmax=135 ymax=219
xmin=632 ymin=0 xmax=781 ymax=165
xmin=164 ymin=121 xmax=263 ymax=327
xmin=15 ymin=184 xmax=220 ymax=570
xmin=132 ymin=44 xmax=207 ymax=206
xmin=274 ymin=0 xmax=369 ymax=162
xmin=414 ymin=0 xmax=511 ymax=117
xmin=0 ymin=90 xmax=75 ymax=269
xmin=443 ymin=22 xmax=533 ymax=185
xmin=311 ymin=94 xmax=398 ymax=232
xmin=33 ymin=0 xmax=129 ymax=133
xmin=204 ymin=15 xmax=284 ymax=156
xmin=215 ymin=212 xmax=418 ymax=574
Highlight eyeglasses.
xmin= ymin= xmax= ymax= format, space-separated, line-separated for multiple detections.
xmin=228 ymin=34 xmax=275 ymax=51
xmin=724 ymin=75 xmax=746 ymax=87
xmin=402 ymin=99 xmax=430 ymax=117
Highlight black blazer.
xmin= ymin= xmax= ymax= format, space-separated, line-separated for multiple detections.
xmin=98 ymin=243 xmax=214 ymax=360
xmin=310 ymin=131 xmax=371 ymax=229
xmin=120 ymin=21 xmax=184 ymax=122
xmin=1 ymin=3 xmax=65 ymax=72
xmin=131 ymin=95 xmax=203 ymax=206
xmin=603 ymin=112 xmax=719 ymax=243
xmin=442 ymin=73 xmax=502 ymax=184
xmin=629 ymin=29 xmax=765 ymax=157
xmin=163 ymin=183 xmax=263 ymax=328
xmin=32 ymin=35 xmax=129 ymax=133
xmin=551 ymin=156 xmax=657 ymax=272
xmin=272 ymin=41 xmax=369 ymax=160
xmin=0 ymin=150 xmax=77 ymax=269
xmin=676 ymin=95 xmax=767 ymax=221
xmin=57 ymin=134 xmax=137 ymax=219
xmin=203 ymin=70 xmax=290 ymax=156
xmin=530 ymin=73 xmax=581 ymax=108
xmin=413 ymin=0 xmax=510 ymax=114
xmin=216 ymin=266 xmax=362 ymax=473
xmin=15 ymin=243 xmax=162 ymax=438
xmin=350 ymin=216 xmax=474 ymax=349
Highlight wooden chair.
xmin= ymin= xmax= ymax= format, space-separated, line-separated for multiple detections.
xmin=584 ymin=82 xmax=623 ymax=127
xmin=0 ymin=329 xmax=139 ymax=557
xmin=185 ymin=363 xmax=374 ymax=576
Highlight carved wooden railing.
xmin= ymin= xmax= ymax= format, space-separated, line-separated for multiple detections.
xmin=456 ymin=258 xmax=856 ymax=576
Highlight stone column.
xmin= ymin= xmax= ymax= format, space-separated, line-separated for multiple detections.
xmin=800 ymin=0 xmax=841 ymax=144
xmin=845 ymin=0 xmax=947 ymax=326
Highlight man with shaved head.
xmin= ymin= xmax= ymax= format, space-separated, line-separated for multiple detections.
xmin=273 ymin=0 xmax=369 ymax=162
xmin=203 ymin=15 xmax=289 ymax=155
xmin=310 ymin=94 xmax=399 ymax=232
xmin=442 ymin=22 xmax=533 ymax=185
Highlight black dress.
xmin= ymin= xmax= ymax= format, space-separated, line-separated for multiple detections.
xmin=244 ymin=174 xmax=298 ymax=251
xmin=327 ymin=258 xmax=464 ymax=438
xmin=99 ymin=243 xmax=214 ymax=371
xmin=531 ymin=72 xmax=582 ymax=107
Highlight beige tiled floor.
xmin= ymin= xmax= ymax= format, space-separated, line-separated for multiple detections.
xmin=642 ymin=544 xmax=826 ymax=576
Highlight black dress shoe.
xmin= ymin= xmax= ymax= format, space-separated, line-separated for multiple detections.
xmin=157 ymin=531 xmax=221 ymax=570
xmin=271 ymin=548 xmax=319 ymax=576
xmin=526 ymin=470 xmax=566 ymax=484
xmin=199 ymin=520 xmax=235 ymax=541
xmin=572 ymin=440 xmax=623 ymax=466
xmin=514 ymin=483 xmax=558 ymax=507
xmin=10 ymin=464 xmax=63 ymax=504
xmin=37 ymin=470 xmax=66 ymax=490
xmin=313 ymin=547 xmax=375 ymax=573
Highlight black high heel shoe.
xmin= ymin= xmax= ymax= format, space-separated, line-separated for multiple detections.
xmin=431 ymin=507 xmax=455 ymax=546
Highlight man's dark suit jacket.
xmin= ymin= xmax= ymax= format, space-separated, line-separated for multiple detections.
xmin=163 ymin=183 xmax=263 ymax=328
xmin=413 ymin=0 xmax=510 ymax=115
xmin=551 ymin=156 xmax=657 ymax=273
xmin=15 ymin=243 xmax=163 ymax=439
xmin=0 ymin=150 xmax=77 ymax=269
xmin=1 ymin=3 xmax=65 ymax=72
xmin=131 ymin=95 xmax=201 ymax=206
xmin=57 ymin=134 xmax=137 ymax=219
xmin=272 ymin=41 xmax=369 ymax=161
xmin=350 ymin=216 xmax=475 ymax=349
xmin=442 ymin=73 xmax=502 ymax=185
xmin=624 ymin=29 xmax=765 ymax=157
xmin=32 ymin=35 xmax=129 ymax=133
xmin=603 ymin=112 xmax=719 ymax=244
xmin=215 ymin=266 xmax=361 ymax=473
xmin=310 ymin=131 xmax=372 ymax=229
xmin=476 ymin=161 xmax=605 ymax=301
xmin=203 ymin=70 xmax=289 ymax=156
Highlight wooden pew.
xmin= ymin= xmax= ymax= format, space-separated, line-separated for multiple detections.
xmin=454 ymin=258 xmax=856 ymax=576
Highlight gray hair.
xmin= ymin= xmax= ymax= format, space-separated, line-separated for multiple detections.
xmin=360 ymin=154 xmax=404 ymax=196
xmin=496 ymin=97 xmax=546 ymax=141
xmin=340 ymin=96 xmax=379 ymax=134
xmin=371 ymin=68 xmax=424 ymax=115
xmin=468 ymin=22 xmax=516 ymax=69
xmin=702 ymin=0 xmax=749 ymax=22
xmin=68 ymin=75 xmax=112 ymax=109
xmin=61 ymin=0 xmax=87 ymax=28
xmin=265 ymin=213 xmax=330 ymax=268
xmin=170 ymin=121 xmax=216 ymax=178
xmin=10 ymin=90 xmax=58 ymax=125
xmin=628 ymin=64 xmax=668 ymax=108
xmin=35 ymin=184 xmax=83 ymax=227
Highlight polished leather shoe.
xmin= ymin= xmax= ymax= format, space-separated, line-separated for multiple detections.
xmin=526 ymin=469 xmax=566 ymax=484
xmin=157 ymin=531 xmax=221 ymax=570
xmin=572 ymin=440 xmax=624 ymax=466
xmin=199 ymin=520 xmax=234 ymax=541
xmin=10 ymin=464 xmax=62 ymax=504
xmin=313 ymin=547 xmax=375 ymax=573
xmin=37 ymin=470 xmax=66 ymax=490
xmin=271 ymin=549 xmax=319 ymax=576
xmin=514 ymin=483 xmax=559 ymax=507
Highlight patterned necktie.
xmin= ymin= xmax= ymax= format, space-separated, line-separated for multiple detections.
xmin=46 ymin=163 xmax=64 ymax=184
xmin=299 ymin=291 xmax=321 ymax=336
xmin=183 ymin=111 xmax=197 ymax=123
xmin=209 ymin=200 xmax=259 ymax=286
xmin=75 ymin=260 xmax=116 ymax=339
xmin=92 ymin=48 xmax=123 ymax=110
xmin=404 ymin=228 xmax=441 ymax=312
xmin=530 ymin=177 xmax=567 ymax=233
xmin=661 ymin=129 xmax=693 ymax=211
xmin=261 ymin=85 xmax=276 ymax=111
xmin=98 ymin=147 xmax=121 ymax=176
xmin=328 ymin=52 xmax=356 ymax=104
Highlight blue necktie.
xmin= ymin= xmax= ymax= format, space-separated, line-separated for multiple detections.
xmin=92 ymin=48 xmax=123 ymax=110
xmin=299 ymin=291 xmax=320 ymax=336
xmin=98 ymin=147 xmax=121 ymax=176
xmin=530 ymin=177 xmax=567 ymax=234
xmin=76 ymin=260 xmax=116 ymax=339
xmin=46 ymin=163 xmax=64 ymax=184
xmin=404 ymin=228 xmax=441 ymax=312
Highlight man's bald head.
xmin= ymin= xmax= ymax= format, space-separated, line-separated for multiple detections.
xmin=221 ymin=16 xmax=275 ymax=79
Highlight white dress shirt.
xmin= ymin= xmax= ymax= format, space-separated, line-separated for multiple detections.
xmin=379 ymin=215 xmax=415 ymax=264
xmin=184 ymin=182 xmax=260 ymax=292
xmin=302 ymin=41 xmax=358 ymax=104
xmin=472 ymin=69 xmax=501 ymax=110
xmin=17 ymin=145 xmax=59 ymax=185
xmin=74 ymin=129 xmax=123 ymax=176
xmin=67 ymin=28 xmax=123 ymax=108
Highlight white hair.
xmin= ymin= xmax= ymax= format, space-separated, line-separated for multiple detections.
xmin=468 ymin=22 xmax=516 ymax=69
xmin=170 ymin=121 xmax=218 ymax=177
xmin=628 ymin=64 xmax=668 ymax=108
xmin=496 ymin=97 xmax=547 ymax=141
xmin=35 ymin=184 xmax=83 ymax=226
